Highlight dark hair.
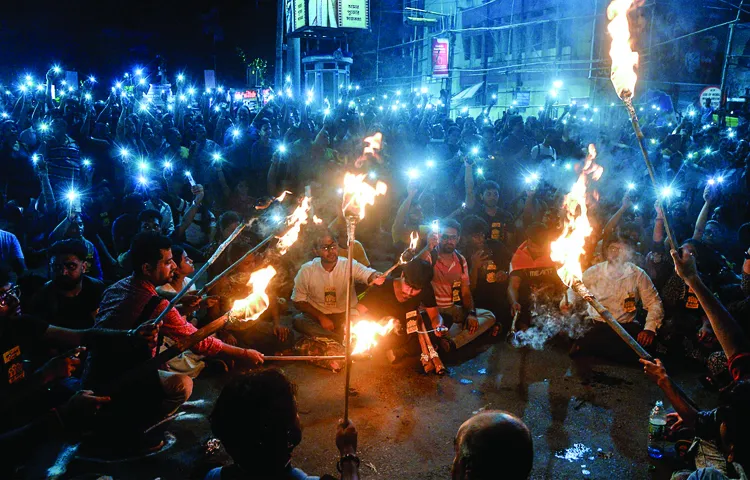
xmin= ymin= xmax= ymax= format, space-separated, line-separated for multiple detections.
xmin=478 ymin=180 xmax=500 ymax=196
xmin=403 ymin=259 xmax=434 ymax=290
xmin=130 ymin=232 xmax=172 ymax=274
xmin=462 ymin=215 xmax=489 ymax=237
xmin=526 ymin=223 xmax=549 ymax=245
xmin=210 ymin=369 xmax=301 ymax=474
xmin=602 ymin=231 xmax=636 ymax=255
xmin=137 ymin=209 xmax=162 ymax=225
xmin=441 ymin=218 xmax=462 ymax=236
xmin=48 ymin=238 xmax=88 ymax=261
xmin=219 ymin=211 xmax=241 ymax=232
xmin=171 ymin=245 xmax=185 ymax=267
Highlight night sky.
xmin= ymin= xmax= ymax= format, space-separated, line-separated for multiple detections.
xmin=0 ymin=0 xmax=278 ymax=89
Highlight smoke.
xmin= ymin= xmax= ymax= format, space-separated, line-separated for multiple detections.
xmin=511 ymin=297 xmax=591 ymax=350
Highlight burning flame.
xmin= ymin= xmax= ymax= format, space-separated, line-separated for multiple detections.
xmin=363 ymin=132 xmax=383 ymax=157
xmin=341 ymin=172 xmax=388 ymax=219
xmin=276 ymin=196 xmax=313 ymax=254
xmin=356 ymin=132 xmax=384 ymax=167
xmin=313 ymin=215 xmax=323 ymax=225
xmin=276 ymin=190 xmax=293 ymax=202
xmin=607 ymin=0 xmax=639 ymax=100
xmin=230 ymin=266 xmax=277 ymax=321
xmin=550 ymin=144 xmax=602 ymax=286
xmin=400 ymin=231 xmax=419 ymax=263
xmin=350 ymin=318 xmax=395 ymax=355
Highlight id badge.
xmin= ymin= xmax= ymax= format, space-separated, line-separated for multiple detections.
xmin=623 ymin=292 xmax=637 ymax=313
xmin=452 ymin=280 xmax=462 ymax=303
xmin=491 ymin=222 xmax=502 ymax=240
xmin=686 ymin=287 xmax=699 ymax=309
xmin=324 ymin=287 xmax=337 ymax=307
xmin=406 ymin=310 xmax=418 ymax=334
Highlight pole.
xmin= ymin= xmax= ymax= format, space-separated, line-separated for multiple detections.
xmin=264 ymin=355 xmax=346 ymax=361
xmin=197 ymin=232 xmax=277 ymax=296
xmin=149 ymin=221 xmax=248 ymax=326
xmin=275 ymin=0 xmax=284 ymax=91
xmin=622 ymin=96 xmax=679 ymax=251
xmin=720 ymin=0 xmax=743 ymax=116
xmin=105 ymin=312 xmax=233 ymax=394
xmin=570 ymin=280 xmax=699 ymax=410
xmin=343 ymin=215 xmax=357 ymax=423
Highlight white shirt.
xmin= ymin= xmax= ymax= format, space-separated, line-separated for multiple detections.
xmin=567 ymin=261 xmax=664 ymax=332
xmin=158 ymin=276 xmax=196 ymax=295
xmin=291 ymin=257 xmax=376 ymax=314
xmin=530 ymin=144 xmax=557 ymax=162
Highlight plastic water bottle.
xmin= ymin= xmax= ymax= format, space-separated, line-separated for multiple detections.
xmin=648 ymin=400 xmax=667 ymax=458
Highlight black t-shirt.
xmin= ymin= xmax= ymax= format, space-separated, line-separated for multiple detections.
xmin=30 ymin=276 xmax=105 ymax=330
xmin=466 ymin=205 xmax=515 ymax=245
xmin=466 ymin=240 xmax=513 ymax=309
xmin=359 ymin=278 xmax=437 ymax=327
xmin=0 ymin=315 xmax=49 ymax=395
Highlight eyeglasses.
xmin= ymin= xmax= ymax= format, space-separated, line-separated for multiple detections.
xmin=441 ymin=234 xmax=459 ymax=241
xmin=0 ymin=285 xmax=21 ymax=307
xmin=320 ymin=243 xmax=338 ymax=252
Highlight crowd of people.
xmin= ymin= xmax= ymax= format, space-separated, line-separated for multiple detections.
xmin=1 ymin=62 xmax=750 ymax=479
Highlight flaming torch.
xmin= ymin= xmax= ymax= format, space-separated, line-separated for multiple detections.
xmin=350 ymin=318 xmax=396 ymax=356
xmin=355 ymin=132 xmax=383 ymax=168
xmin=551 ymin=144 xmax=650 ymax=358
xmin=341 ymin=171 xmax=388 ymax=422
xmin=607 ymin=0 xmax=678 ymax=250
xmin=551 ymin=144 xmax=698 ymax=408
xmin=371 ymin=231 xmax=419 ymax=285
xmin=198 ymin=194 xmax=310 ymax=296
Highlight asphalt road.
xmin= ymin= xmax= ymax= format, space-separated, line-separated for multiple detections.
xmin=51 ymin=336 xmax=717 ymax=480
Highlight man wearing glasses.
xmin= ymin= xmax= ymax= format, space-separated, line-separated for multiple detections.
xmin=427 ymin=219 xmax=497 ymax=352
xmin=562 ymin=232 xmax=664 ymax=360
xmin=292 ymin=229 xmax=385 ymax=342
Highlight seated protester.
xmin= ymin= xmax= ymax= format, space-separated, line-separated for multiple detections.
xmin=391 ymin=179 xmax=430 ymax=250
xmin=0 ymin=227 xmax=26 ymax=275
xmin=171 ymin=184 xmax=216 ymax=252
xmin=0 ymin=265 xmax=158 ymax=471
xmin=508 ymin=223 xmax=566 ymax=331
xmin=357 ymin=258 xmax=444 ymax=363
xmin=29 ymin=239 xmax=105 ymax=330
xmin=451 ymin=411 xmax=534 ymax=480
xmin=462 ymin=215 xmax=513 ymax=332
xmin=331 ymin=215 xmax=371 ymax=267
xmin=82 ymin=232 xmax=264 ymax=446
xmin=292 ymin=229 xmax=384 ymax=343
xmin=207 ymin=369 xmax=359 ymax=480
xmin=117 ymin=208 xmax=162 ymax=271
xmin=144 ymin=183 xmax=175 ymax=237
xmin=563 ymin=233 xmax=664 ymax=361
xmin=48 ymin=212 xmax=103 ymax=281
xmin=111 ymin=193 xmax=146 ymax=256
xmin=463 ymin=164 xmax=516 ymax=247
xmin=640 ymin=248 xmax=750 ymax=479
xmin=650 ymin=239 xmax=732 ymax=362
xmin=426 ymin=219 xmax=497 ymax=352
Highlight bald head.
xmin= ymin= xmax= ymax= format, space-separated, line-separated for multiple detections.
xmin=452 ymin=411 xmax=533 ymax=480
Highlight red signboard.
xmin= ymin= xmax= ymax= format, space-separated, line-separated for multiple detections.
xmin=432 ymin=38 xmax=449 ymax=78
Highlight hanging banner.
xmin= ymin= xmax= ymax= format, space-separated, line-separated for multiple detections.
xmin=432 ymin=38 xmax=449 ymax=78
xmin=338 ymin=0 xmax=369 ymax=29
